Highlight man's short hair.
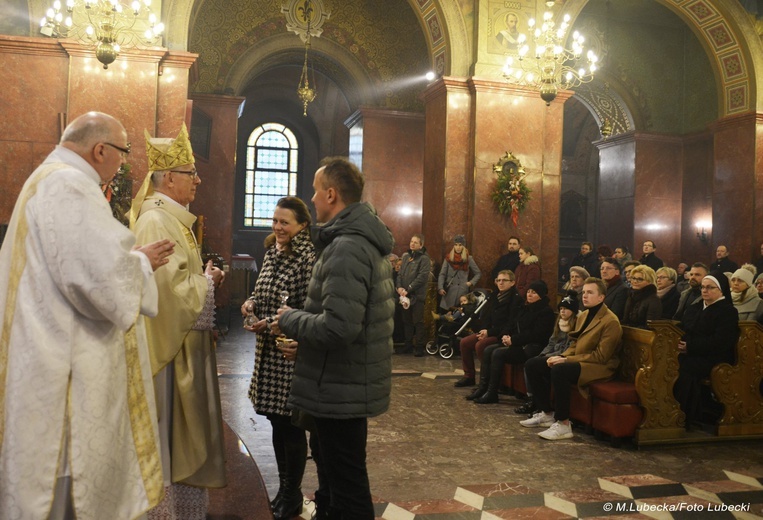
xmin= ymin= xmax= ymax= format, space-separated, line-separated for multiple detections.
xmin=508 ymin=236 xmax=521 ymax=244
xmin=582 ymin=241 xmax=593 ymax=249
xmin=412 ymin=233 xmax=425 ymax=245
xmin=623 ymin=260 xmax=641 ymax=270
xmin=583 ymin=277 xmax=607 ymax=296
xmin=691 ymin=262 xmax=709 ymax=272
xmin=600 ymin=257 xmax=621 ymax=272
xmin=498 ymin=269 xmax=516 ymax=281
xmin=645 ymin=240 xmax=656 ymax=248
xmin=319 ymin=157 xmax=364 ymax=204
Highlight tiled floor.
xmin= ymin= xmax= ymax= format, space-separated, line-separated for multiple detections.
xmin=214 ymin=316 xmax=763 ymax=519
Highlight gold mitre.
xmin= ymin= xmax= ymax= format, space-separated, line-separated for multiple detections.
xmin=145 ymin=123 xmax=195 ymax=172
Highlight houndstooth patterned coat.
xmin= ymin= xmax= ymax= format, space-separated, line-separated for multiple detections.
xmin=248 ymin=229 xmax=315 ymax=416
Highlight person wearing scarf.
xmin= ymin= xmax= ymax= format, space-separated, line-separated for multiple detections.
xmin=622 ymin=264 xmax=662 ymax=328
xmin=729 ymin=266 xmax=763 ymax=321
xmin=437 ymin=235 xmax=481 ymax=311
xmin=675 ymin=273 xmax=739 ymax=430
xmin=655 ymin=267 xmax=681 ymax=319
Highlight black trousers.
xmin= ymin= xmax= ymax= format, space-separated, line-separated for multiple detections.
xmin=402 ymin=298 xmax=426 ymax=351
xmin=524 ymin=355 xmax=581 ymax=421
xmin=479 ymin=343 xmax=543 ymax=388
xmin=310 ymin=417 xmax=375 ymax=519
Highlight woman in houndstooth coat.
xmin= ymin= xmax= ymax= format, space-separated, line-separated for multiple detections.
xmin=242 ymin=197 xmax=315 ymax=519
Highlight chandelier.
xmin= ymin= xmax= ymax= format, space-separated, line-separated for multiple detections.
xmin=40 ymin=0 xmax=164 ymax=70
xmin=296 ymin=0 xmax=317 ymax=116
xmin=503 ymin=1 xmax=598 ymax=105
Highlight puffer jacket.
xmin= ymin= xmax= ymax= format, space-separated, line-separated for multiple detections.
xmin=279 ymin=202 xmax=395 ymax=419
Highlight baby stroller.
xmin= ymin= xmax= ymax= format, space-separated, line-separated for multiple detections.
xmin=425 ymin=289 xmax=490 ymax=359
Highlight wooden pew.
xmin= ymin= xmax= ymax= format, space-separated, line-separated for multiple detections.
xmin=711 ymin=321 xmax=763 ymax=437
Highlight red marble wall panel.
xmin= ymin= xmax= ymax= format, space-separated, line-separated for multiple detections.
xmin=633 ymin=134 xmax=683 ymax=268
xmin=680 ymin=134 xmax=714 ymax=266
xmin=422 ymin=78 xmax=473 ymax=269
xmin=157 ymin=53 xmax=197 ymax=142
xmin=755 ymin=117 xmax=763 ymax=260
xmin=711 ymin=114 xmax=756 ymax=264
xmin=349 ymin=108 xmax=425 ymax=257
xmin=189 ymin=94 xmax=245 ymax=306
xmin=468 ymin=80 xmax=565 ymax=295
xmin=0 ymin=37 xmax=69 ymax=223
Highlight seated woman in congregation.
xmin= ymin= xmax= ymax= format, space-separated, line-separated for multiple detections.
xmin=675 ymin=273 xmax=739 ymax=429
xmin=514 ymin=290 xmax=580 ymax=416
xmin=514 ymin=246 xmax=541 ymax=298
xmin=466 ymin=280 xmax=555 ymax=404
xmin=622 ymin=264 xmax=662 ymax=328
xmin=730 ymin=266 xmax=763 ymax=321
xmin=454 ymin=270 xmax=523 ymax=387
xmin=562 ymin=266 xmax=589 ymax=306
xmin=655 ymin=266 xmax=681 ymax=319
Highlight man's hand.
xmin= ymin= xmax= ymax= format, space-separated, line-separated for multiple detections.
xmin=243 ymin=318 xmax=267 ymax=333
xmin=476 ymin=329 xmax=487 ymax=340
xmin=438 ymin=289 xmax=446 ymax=296
xmin=277 ymin=339 xmax=298 ymax=362
xmin=205 ymin=260 xmax=225 ymax=287
xmin=397 ymin=287 xmax=408 ymax=297
xmin=547 ymin=355 xmax=566 ymax=366
xmin=270 ymin=306 xmax=293 ymax=335
xmin=135 ymin=239 xmax=175 ymax=271
xmin=677 ymin=340 xmax=687 ymax=353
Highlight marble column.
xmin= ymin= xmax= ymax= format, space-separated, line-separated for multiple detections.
xmin=189 ymin=93 xmax=246 ymax=306
xmin=421 ymin=77 xmax=566 ymax=295
xmin=710 ymin=113 xmax=761 ymax=264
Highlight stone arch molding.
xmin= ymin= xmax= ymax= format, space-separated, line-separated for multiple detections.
xmin=224 ymin=33 xmax=379 ymax=106
xmin=162 ymin=0 xmax=470 ymax=77
xmin=565 ymin=0 xmax=763 ymax=117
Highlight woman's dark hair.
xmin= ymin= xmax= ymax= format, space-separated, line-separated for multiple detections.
xmin=264 ymin=196 xmax=312 ymax=253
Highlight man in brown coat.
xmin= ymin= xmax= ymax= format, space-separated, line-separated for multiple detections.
xmin=520 ymin=277 xmax=623 ymax=440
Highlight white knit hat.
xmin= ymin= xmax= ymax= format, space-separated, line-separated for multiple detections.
xmin=731 ymin=268 xmax=754 ymax=287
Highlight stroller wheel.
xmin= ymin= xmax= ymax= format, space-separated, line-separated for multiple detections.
xmin=425 ymin=340 xmax=439 ymax=355
xmin=439 ymin=343 xmax=455 ymax=359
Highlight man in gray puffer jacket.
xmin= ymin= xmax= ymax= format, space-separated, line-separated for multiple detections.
xmin=276 ymin=157 xmax=394 ymax=520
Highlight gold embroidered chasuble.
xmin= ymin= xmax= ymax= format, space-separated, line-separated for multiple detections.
xmin=0 ymin=149 xmax=162 ymax=520
xmin=133 ymin=194 xmax=226 ymax=488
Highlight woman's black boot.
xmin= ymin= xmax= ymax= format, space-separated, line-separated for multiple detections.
xmin=465 ymin=385 xmax=486 ymax=400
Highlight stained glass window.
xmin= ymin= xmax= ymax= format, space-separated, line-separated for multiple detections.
xmin=244 ymin=124 xmax=298 ymax=227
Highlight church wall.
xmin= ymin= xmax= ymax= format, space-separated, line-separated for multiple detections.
xmin=680 ymin=132 xmax=714 ymax=266
xmin=346 ymin=108 xmax=426 ymax=257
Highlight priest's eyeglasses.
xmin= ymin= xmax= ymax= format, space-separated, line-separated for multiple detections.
xmin=104 ymin=142 xmax=131 ymax=157
xmin=170 ymin=169 xmax=199 ymax=180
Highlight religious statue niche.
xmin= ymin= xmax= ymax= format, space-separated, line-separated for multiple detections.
xmin=492 ymin=151 xmax=531 ymax=226
xmin=102 ymin=163 xmax=133 ymax=227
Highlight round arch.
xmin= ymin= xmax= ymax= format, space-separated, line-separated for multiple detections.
xmin=565 ymin=0 xmax=762 ymax=117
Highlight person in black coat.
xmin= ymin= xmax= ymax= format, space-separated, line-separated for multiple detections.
xmin=656 ymin=266 xmax=681 ymax=319
xmin=600 ymin=257 xmax=628 ymax=320
xmin=455 ymin=270 xmax=523 ymax=387
xmin=639 ymin=240 xmax=664 ymax=271
xmin=674 ymin=272 xmax=739 ymax=429
xmin=570 ymin=241 xmax=599 ymax=277
xmin=710 ymin=244 xmax=739 ymax=273
xmin=491 ymin=236 xmax=521 ymax=282
xmin=467 ymin=280 xmax=556 ymax=404
xmin=622 ymin=265 xmax=662 ymax=328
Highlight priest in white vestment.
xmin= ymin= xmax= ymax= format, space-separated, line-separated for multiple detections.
xmin=131 ymin=124 xmax=227 ymax=519
xmin=0 ymin=112 xmax=175 ymax=520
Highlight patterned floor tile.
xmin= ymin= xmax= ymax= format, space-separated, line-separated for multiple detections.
xmin=544 ymin=488 xmax=635 ymax=518
xmin=599 ymin=474 xmax=687 ymax=499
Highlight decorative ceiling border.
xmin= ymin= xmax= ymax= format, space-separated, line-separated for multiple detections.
xmin=666 ymin=0 xmax=751 ymax=115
